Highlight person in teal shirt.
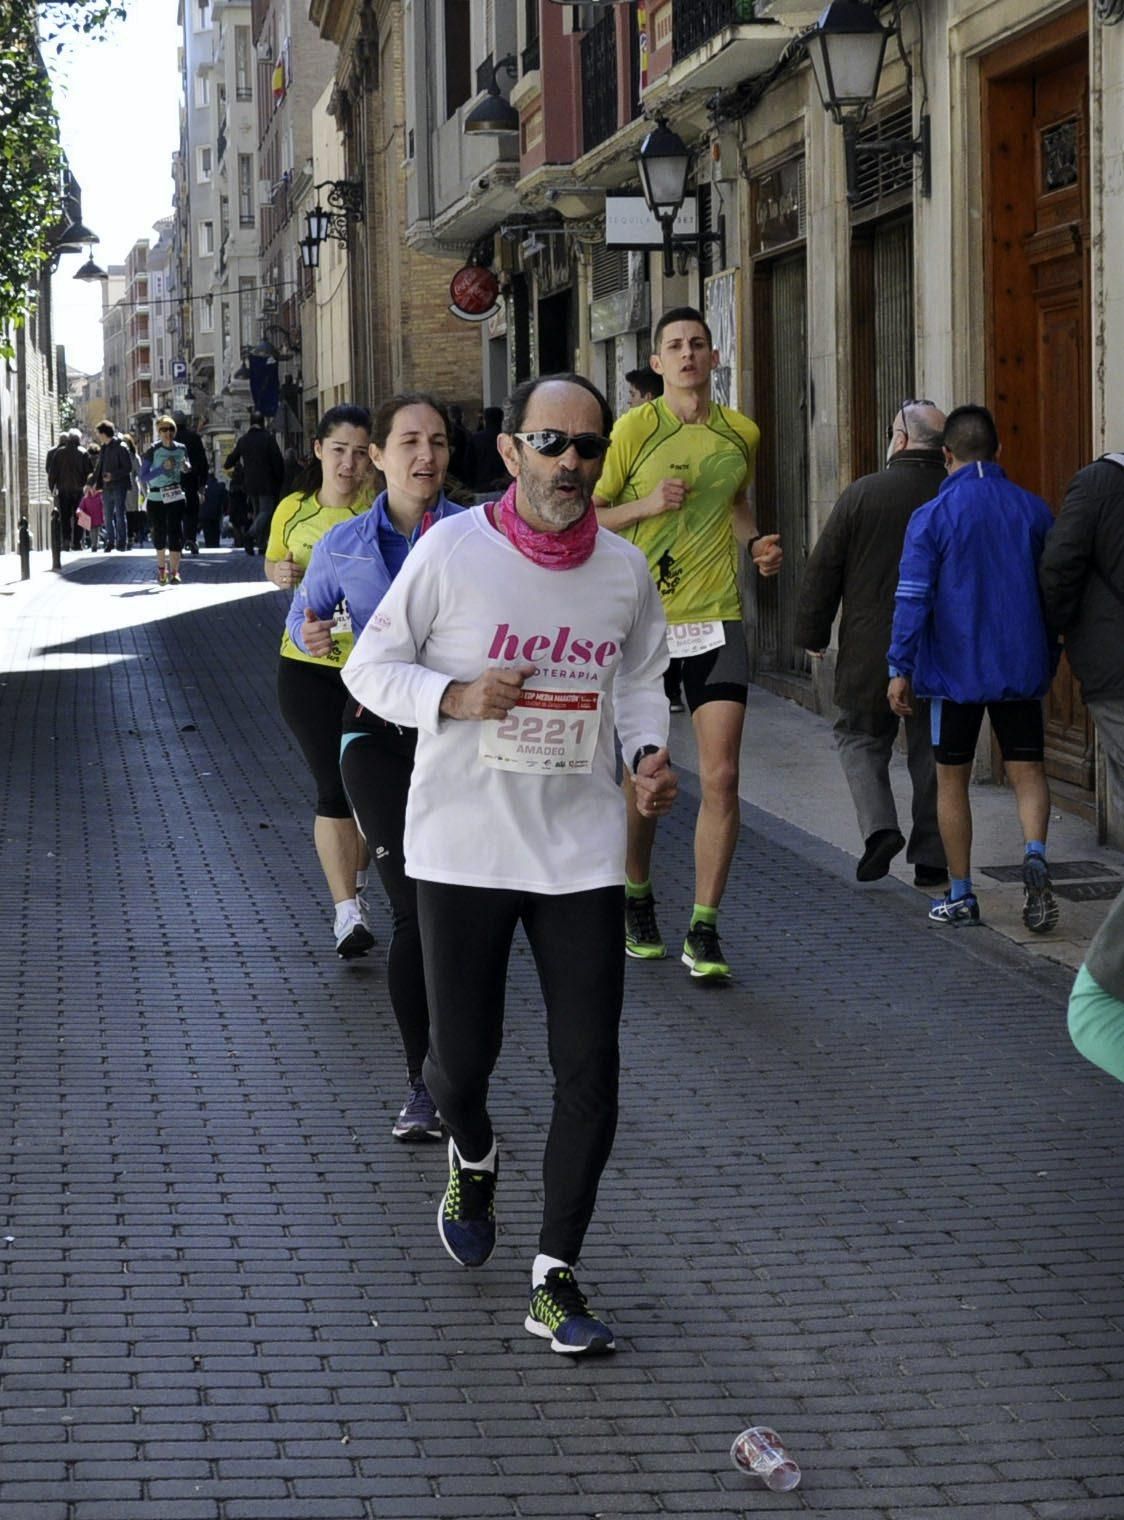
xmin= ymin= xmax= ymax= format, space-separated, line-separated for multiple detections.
xmin=140 ymin=416 xmax=191 ymax=585
xmin=1069 ymin=889 xmax=1124 ymax=1084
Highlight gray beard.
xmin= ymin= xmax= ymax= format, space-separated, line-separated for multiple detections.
xmin=522 ymin=474 xmax=588 ymax=529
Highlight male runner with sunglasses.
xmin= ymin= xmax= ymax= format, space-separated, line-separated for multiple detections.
xmin=594 ymin=307 xmax=782 ymax=980
xmin=344 ymin=373 xmax=677 ymax=1356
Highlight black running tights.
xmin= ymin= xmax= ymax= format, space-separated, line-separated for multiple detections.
xmin=339 ymin=724 xmax=428 ymax=1080
xmin=417 ymin=880 xmax=624 ymax=1264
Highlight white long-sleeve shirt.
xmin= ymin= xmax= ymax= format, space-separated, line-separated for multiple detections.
xmin=343 ymin=505 xmax=670 ymax=894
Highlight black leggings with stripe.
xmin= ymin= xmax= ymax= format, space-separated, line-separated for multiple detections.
xmin=339 ymin=720 xmax=429 ymax=1082
xmin=417 ymin=880 xmax=624 ymax=1264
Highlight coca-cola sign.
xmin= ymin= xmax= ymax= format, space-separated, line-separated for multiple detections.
xmin=449 ymin=265 xmax=500 ymax=322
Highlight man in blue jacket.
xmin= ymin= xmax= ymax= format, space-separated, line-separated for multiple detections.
xmin=887 ymin=404 xmax=1059 ymax=933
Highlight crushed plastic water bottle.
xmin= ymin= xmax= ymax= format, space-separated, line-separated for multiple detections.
xmin=730 ymin=1426 xmax=802 ymax=1491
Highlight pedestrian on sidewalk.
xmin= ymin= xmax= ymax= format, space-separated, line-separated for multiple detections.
xmin=140 ymin=417 xmax=192 ymax=585
xmin=76 ymin=475 xmax=103 ymax=550
xmin=287 ymin=393 xmax=462 ymax=1140
xmin=344 ymin=373 xmax=676 ymax=1356
xmin=122 ymin=434 xmax=145 ymax=547
xmin=624 ymin=365 xmax=663 ymax=408
xmin=795 ymin=400 xmax=948 ymax=888
xmin=268 ymin=403 xmax=376 ymax=960
xmin=49 ymin=431 xmax=90 ymax=551
xmin=594 ymin=306 xmax=782 ymax=981
xmin=1039 ymin=453 xmax=1124 ymax=848
xmin=199 ymin=474 xmax=227 ymax=548
xmin=225 ymin=413 xmax=285 ymax=556
xmin=174 ymin=413 xmax=210 ymax=556
xmin=92 ymin=421 xmax=134 ymax=553
xmin=887 ymin=404 xmax=1060 ymax=932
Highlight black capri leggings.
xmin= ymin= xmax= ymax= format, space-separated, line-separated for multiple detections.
xmin=340 ymin=720 xmax=428 ymax=1081
xmin=276 ymin=657 xmax=351 ymax=817
xmin=147 ymin=498 xmax=184 ymax=552
xmin=417 ymin=880 xmax=624 ymax=1264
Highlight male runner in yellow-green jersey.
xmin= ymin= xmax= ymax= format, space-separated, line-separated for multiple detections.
xmin=594 ymin=307 xmax=782 ymax=979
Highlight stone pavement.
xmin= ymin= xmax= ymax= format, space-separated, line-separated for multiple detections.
xmin=1 ymin=549 xmax=1123 ymax=1520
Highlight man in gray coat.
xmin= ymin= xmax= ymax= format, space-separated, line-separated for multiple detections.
xmin=1039 ymin=453 xmax=1124 ymax=848
xmin=795 ymin=401 xmax=949 ymax=885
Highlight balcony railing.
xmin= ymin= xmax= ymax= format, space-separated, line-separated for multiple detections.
xmin=581 ymin=10 xmax=618 ymax=154
xmin=673 ymin=0 xmax=756 ymax=61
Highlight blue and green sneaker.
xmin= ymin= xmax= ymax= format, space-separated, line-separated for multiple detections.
xmin=437 ymin=1140 xmax=497 ymax=1268
xmin=525 ymin=1267 xmax=615 ymax=1356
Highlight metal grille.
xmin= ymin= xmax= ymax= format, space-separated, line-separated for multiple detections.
xmin=591 ymin=245 xmax=629 ymax=300
xmin=581 ymin=10 xmax=618 ymax=153
xmin=850 ymin=102 xmax=915 ymax=215
xmin=673 ymin=0 xmax=757 ymax=60
xmin=873 ymin=219 xmax=914 ymax=449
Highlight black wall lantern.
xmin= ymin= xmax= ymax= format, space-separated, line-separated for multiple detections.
xmin=637 ymin=117 xmax=691 ymax=278
xmin=806 ymin=0 xmax=931 ymax=201
xmin=301 ymin=178 xmax=364 ymax=266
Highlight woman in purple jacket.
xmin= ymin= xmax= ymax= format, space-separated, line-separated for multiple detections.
xmin=288 ymin=393 xmax=462 ymax=1141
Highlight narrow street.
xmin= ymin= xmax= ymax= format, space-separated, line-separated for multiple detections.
xmin=1 ymin=550 xmax=1122 ymax=1520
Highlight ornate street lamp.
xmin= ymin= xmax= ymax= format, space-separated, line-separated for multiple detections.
xmin=805 ymin=0 xmax=889 ymax=125
xmin=301 ymin=179 xmax=363 ymax=263
xmin=464 ymin=54 xmax=519 ymax=135
xmin=805 ymin=0 xmax=931 ymax=200
xmin=637 ymin=118 xmax=691 ymax=278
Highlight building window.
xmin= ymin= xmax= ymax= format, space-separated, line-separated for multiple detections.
xmin=444 ymin=0 xmax=471 ymax=117
xmin=194 ymin=71 xmax=210 ymax=109
xmin=235 ymin=26 xmax=252 ymax=100
xmin=196 ymin=145 xmax=212 ymax=183
xmin=199 ymin=295 xmax=214 ymax=332
xmin=198 ymin=220 xmax=214 ymax=256
xmin=239 ymin=277 xmax=255 ymax=350
xmin=238 ymin=154 xmax=254 ymax=226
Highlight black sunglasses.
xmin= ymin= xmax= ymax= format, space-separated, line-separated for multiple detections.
xmin=513 ymin=430 xmax=610 ymax=460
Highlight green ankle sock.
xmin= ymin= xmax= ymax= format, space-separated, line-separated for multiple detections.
xmin=625 ymin=878 xmax=652 ymax=899
xmin=691 ymin=904 xmax=718 ymax=928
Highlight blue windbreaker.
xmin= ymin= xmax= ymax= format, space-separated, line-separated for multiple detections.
xmin=887 ymin=461 xmax=1056 ymax=702
xmin=286 ymin=490 xmax=463 ymax=656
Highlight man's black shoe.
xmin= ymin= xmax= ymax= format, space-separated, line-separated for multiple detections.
xmin=914 ymin=864 xmax=950 ymax=889
xmin=856 ymin=828 xmax=905 ymax=882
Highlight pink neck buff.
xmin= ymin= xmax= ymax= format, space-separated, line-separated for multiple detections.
xmin=491 ymin=480 xmax=598 ymax=571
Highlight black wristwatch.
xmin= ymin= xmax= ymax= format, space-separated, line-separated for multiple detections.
xmin=632 ymin=744 xmax=660 ymax=772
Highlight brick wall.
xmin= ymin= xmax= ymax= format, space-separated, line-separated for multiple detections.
xmin=351 ymin=5 xmax=483 ymax=415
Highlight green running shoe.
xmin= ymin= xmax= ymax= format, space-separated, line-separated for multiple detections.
xmin=525 ymin=1267 xmax=615 ymax=1356
xmin=625 ymin=892 xmax=666 ymax=959
xmin=681 ymin=920 xmax=730 ymax=980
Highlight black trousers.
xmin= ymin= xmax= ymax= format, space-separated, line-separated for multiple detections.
xmin=182 ymin=479 xmax=200 ymax=545
xmin=340 ymin=723 xmax=428 ymax=1081
xmin=417 ymin=880 xmax=624 ymax=1264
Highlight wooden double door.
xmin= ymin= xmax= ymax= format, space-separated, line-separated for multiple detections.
xmin=984 ymin=7 xmax=1093 ymax=790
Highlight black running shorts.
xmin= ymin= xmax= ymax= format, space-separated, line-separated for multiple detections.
xmin=931 ymin=697 xmax=1045 ymax=767
xmin=679 ymin=620 xmax=750 ymax=713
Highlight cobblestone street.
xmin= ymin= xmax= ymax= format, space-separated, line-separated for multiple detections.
xmin=1 ymin=551 xmax=1122 ymax=1520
